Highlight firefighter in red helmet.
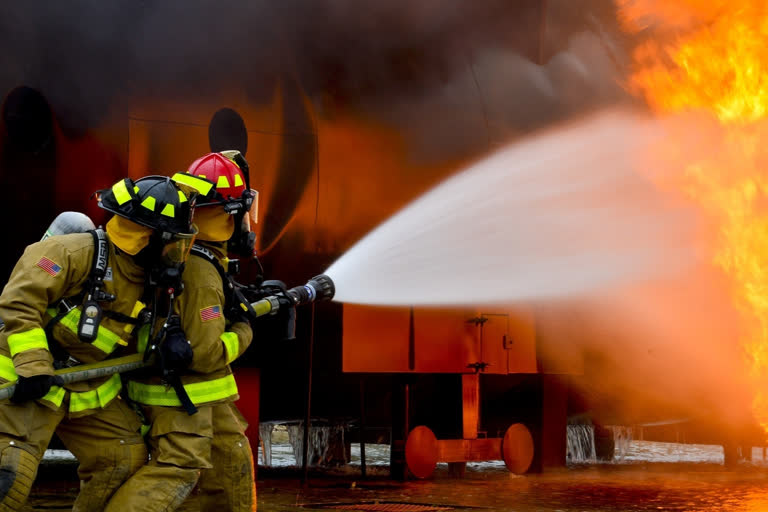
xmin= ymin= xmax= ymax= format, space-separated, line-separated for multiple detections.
xmin=187 ymin=150 xmax=258 ymax=259
xmin=107 ymin=152 xmax=257 ymax=512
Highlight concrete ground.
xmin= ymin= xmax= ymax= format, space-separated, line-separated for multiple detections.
xmin=23 ymin=459 xmax=768 ymax=511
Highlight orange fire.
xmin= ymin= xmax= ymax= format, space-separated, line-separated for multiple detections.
xmin=619 ymin=0 xmax=768 ymax=430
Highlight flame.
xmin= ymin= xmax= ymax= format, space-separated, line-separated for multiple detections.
xmin=619 ymin=0 xmax=768 ymax=431
xmin=626 ymin=2 xmax=768 ymax=123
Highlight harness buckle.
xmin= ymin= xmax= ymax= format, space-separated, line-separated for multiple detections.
xmin=57 ymin=299 xmax=76 ymax=315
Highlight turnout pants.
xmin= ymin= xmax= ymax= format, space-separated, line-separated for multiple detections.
xmin=105 ymin=404 xmax=215 ymax=512
xmin=0 ymin=397 xmax=147 ymax=512
xmin=178 ymin=402 xmax=256 ymax=512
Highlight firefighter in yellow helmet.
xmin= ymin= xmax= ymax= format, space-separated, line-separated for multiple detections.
xmin=0 ymin=175 xmax=197 ymax=512
xmin=106 ymin=152 xmax=257 ymax=512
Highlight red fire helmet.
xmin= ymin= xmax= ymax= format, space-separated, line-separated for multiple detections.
xmin=187 ymin=151 xmax=246 ymax=203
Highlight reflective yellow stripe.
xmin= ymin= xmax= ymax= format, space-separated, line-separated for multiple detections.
xmin=124 ymin=301 xmax=146 ymax=333
xmin=177 ymin=190 xmax=187 ymax=203
xmin=91 ymin=326 xmax=128 ymax=352
xmin=57 ymin=309 xmax=126 ymax=353
xmin=234 ymin=173 xmax=244 ymax=187
xmin=136 ymin=324 xmax=151 ymax=354
xmin=57 ymin=309 xmax=80 ymax=337
xmin=216 ymin=176 xmax=231 ymax=189
xmin=8 ymin=328 xmax=49 ymax=356
xmin=160 ymin=203 xmax=175 ymax=217
xmin=172 ymin=173 xmax=214 ymax=196
xmin=221 ymin=332 xmax=239 ymax=364
xmin=41 ymin=385 xmax=66 ymax=408
xmin=112 ymin=179 xmax=132 ymax=205
xmin=69 ymin=374 xmax=122 ymax=413
xmin=128 ymin=374 xmax=238 ymax=406
xmin=0 ymin=356 xmax=17 ymax=381
xmin=141 ymin=196 xmax=156 ymax=211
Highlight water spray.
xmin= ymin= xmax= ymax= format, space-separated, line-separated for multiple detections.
xmin=324 ymin=111 xmax=699 ymax=306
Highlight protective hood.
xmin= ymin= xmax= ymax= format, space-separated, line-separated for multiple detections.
xmin=106 ymin=215 xmax=153 ymax=256
xmin=194 ymin=206 xmax=234 ymax=242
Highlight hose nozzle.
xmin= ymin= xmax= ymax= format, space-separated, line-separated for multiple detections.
xmin=286 ymin=274 xmax=335 ymax=305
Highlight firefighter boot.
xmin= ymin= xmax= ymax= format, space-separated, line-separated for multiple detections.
xmin=0 ymin=443 xmax=39 ymax=512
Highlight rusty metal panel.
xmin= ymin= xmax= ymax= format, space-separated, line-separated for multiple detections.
xmin=507 ymin=308 xmax=538 ymax=373
xmin=342 ymin=305 xmax=410 ymax=372
xmin=343 ymin=305 xmax=543 ymax=374
xmin=478 ymin=313 xmax=509 ymax=374
xmin=342 ymin=306 xmax=478 ymax=373
xmin=412 ymin=308 xmax=478 ymax=373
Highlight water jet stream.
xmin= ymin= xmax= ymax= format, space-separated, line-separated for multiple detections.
xmin=325 ymin=110 xmax=698 ymax=306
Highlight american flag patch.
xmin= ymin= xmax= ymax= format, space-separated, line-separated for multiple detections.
xmin=36 ymin=257 xmax=62 ymax=277
xmin=200 ymin=305 xmax=222 ymax=322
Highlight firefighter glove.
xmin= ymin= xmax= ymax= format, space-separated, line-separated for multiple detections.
xmin=160 ymin=319 xmax=193 ymax=371
xmin=226 ymin=306 xmax=256 ymax=330
xmin=11 ymin=375 xmax=64 ymax=404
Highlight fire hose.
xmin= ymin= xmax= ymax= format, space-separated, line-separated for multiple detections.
xmin=0 ymin=353 xmax=146 ymax=401
xmin=0 ymin=274 xmax=335 ymax=402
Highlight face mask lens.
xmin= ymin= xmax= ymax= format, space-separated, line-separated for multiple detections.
xmin=160 ymin=226 xmax=197 ymax=268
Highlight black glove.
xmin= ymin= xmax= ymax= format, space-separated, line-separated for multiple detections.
xmin=11 ymin=375 xmax=64 ymax=404
xmin=159 ymin=318 xmax=193 ymax=371
xmin=226 ymin=304 xmax=256 ymax=330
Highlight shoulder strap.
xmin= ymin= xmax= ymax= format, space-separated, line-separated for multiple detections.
xmin=82 ymin=228 xmax=114 ymax=304
xmin=89 ymin=228 xmax=109 ymax=282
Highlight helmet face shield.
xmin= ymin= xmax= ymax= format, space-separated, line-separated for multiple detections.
xmin=240 ymin=190 xmax=259 ymax=233
xmin=160 ymin=225 xmax=198 ymax=268
xmin=246 ymin=189 xmax=258 ymax=226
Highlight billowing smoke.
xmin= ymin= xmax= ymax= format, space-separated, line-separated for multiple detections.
xmin=0 ymin=0 xmax=628 ymax=145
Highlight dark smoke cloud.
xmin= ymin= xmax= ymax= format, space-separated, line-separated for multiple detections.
xmin=376 ymin=28 xmax=633 ymax=162
xmin=0 ymin=0 xmax=628 ymax=142
xmin=343 ymin=0 xmax=635 ymax=161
